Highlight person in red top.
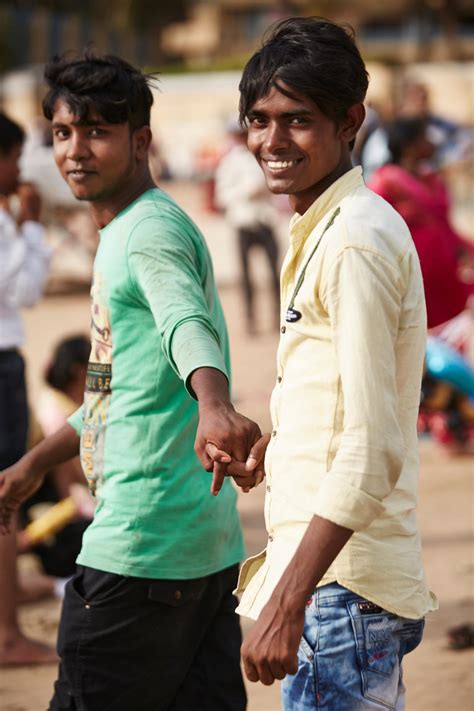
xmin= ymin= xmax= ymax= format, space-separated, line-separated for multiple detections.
xmin=368 ymin=117 xmax=473 ymax=329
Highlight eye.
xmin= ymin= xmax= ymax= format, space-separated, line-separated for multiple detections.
xmin=289 ymin=116 xmax=309 ymax=126
xmin=53 ymin=128 xmax=69 ymax=140
xmin=248 ymin=114 xmax=267 ymax=128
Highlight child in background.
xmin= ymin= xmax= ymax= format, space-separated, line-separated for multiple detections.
xmin=19 ymin=336 xmax=93 ymax=578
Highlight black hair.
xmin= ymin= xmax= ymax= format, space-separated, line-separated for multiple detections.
xmin=46 ymin=335 xmax=90 ymax=392
xmin=42 ymin=51 xmax=155 ymax=130
xmin=0 ymin=112 xmax=25 ymax=154
xmin=385 ymin=118 xmax=427 ymax=165
xmin=239 ymin=17 xmax=368 ymax=132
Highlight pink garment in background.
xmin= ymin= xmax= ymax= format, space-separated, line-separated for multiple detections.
xmin=368 ymin=164 xmax=473 ymax=328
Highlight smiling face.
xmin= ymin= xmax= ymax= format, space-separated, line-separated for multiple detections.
xmin=51 ymin=100 xmax=147 ymax=204
xmin=246 ymin=83 xmax=361 ymax=215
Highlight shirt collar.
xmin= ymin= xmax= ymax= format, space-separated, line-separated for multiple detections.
xmin=289 ymin=166 xmax=364 ymax=244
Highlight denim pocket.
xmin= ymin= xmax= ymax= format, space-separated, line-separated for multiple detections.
xmin=348 ymin=601 xmax=400 ymax=709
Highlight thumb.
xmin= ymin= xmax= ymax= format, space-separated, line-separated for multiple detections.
xmin=245 ymin=433 xmax=270 ymax=472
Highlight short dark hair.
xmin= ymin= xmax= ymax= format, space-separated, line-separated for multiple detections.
xmin=239 ymin=17 xmax=369 ymax=128
xmin=385 ymin=118 xmax=427 ymax=164
xmin=42 ymin=51 xmax=155 ymax=130
xmin=46 ymin=335 xmax=90 ymax=392
xmin=0 ymin=112 xmax=25 ymax=154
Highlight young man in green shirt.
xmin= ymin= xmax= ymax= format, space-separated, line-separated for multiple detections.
xmin=0 ymin=53 xmax=261 ymax=710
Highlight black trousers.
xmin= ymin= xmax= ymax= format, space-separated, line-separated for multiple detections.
xmin=49 ymin=564 xmax=247 ymax=711
xmin=0 ymin=349 xmax=28 ymax=470
xmin=238 ymin=224 xmax=279 ymax=327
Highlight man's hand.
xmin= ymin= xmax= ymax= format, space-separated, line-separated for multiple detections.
xmin=242 ymin=599 xmax=305 ymax=685
xmin=0 ymin=424 xmax=80 ymax=533
xmin=0 ymin=458 xmax=45 ymax=534
xmin=242 ymin=515 xmax=354 ymax=685
xmin=195 ymin=399 xmax=261 ymax=495
xmin=190 ymin=367 xmax=262 ymax=495
xmin=17 ymin=183 xmax=42 ymax=224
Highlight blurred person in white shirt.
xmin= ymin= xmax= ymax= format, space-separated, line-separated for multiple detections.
xmin=0 ymin=111 xmax=54 ymax=665
xmin=215 ymin=121 xmax=280 ymax=334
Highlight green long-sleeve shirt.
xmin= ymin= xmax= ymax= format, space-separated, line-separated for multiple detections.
xmin=68 ymin=188 xmax=244 ymax=579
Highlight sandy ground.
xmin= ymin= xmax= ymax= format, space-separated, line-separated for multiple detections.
xmin=0 ymin=284 xmax=471 ymax=711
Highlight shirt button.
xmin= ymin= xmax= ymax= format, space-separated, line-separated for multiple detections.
xmin=271 ymin=430 xmax=277 ymax=437
xmin=277 ymin=376 xmax=282 ymax=383
xmin=174 ymin=590 xmax=182 ymax=601
xmin=280 ymin=326 xmax=286 ymax=334
xmin=268 ymin=534 xmax=274 ymax=542
xmin=266 ymin=485 xmax=271 ymax=493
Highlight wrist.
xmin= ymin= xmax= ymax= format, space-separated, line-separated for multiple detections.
xmin=190 ymin=367 xmax=231 ymax=407
xmin=22 ymin=449 xmax=46 ymax=480
xmin=198 ymin=395 xmax=232 ymax=410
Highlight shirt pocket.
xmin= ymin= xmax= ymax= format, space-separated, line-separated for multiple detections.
xmin=348 ymin=600 xmax=401 ymax=709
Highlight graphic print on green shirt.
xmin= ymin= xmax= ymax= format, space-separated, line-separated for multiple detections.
xmin=68 ymin=188 xmax=244 ymax=579
xmin=82 ymin=271 xmax=112 ymax=496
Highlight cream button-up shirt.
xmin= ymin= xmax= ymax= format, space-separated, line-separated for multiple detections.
xmin=236 ymin=167 xmax=437 ymax=620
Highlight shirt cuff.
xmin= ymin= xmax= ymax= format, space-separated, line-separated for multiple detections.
xmin=313 ymin=474 xmax=385 ymax=532
xmin=68 ymin=404 xmax=84 ymax=436
xmin=171 ymin=320 xmax=229 ymax=398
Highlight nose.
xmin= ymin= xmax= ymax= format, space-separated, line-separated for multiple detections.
xmin=264 ymin=121 xmax=290 ymax=153
xmin=66 ymin=131 xmax=90 ymax=162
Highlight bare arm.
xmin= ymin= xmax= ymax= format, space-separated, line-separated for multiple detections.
xmin=242 ymin=515 xmax=353 ymax=685
xmin=0 ymin=423 xmax=79 ymax=533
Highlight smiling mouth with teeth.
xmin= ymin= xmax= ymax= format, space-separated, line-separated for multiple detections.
xmin=266 ymin=160 xmax=299 ymax=169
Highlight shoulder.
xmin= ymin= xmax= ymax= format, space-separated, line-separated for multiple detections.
xmin=332 ymin=182 xmax=414 ymax=264
xmin=126 ymin=189 xmax=204 ymax=253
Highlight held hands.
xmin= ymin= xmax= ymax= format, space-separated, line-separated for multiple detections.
xmin=194 ymin=398 xmax=265 ymax=495
xmin=205 ymin=432 xmax=271 ymax=494
xmin=0 ymin=457 xmax=45 ymax=534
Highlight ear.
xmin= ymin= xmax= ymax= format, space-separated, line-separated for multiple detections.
xmin=338 ymin=103 xmax=366 ymax=145
xmin=133 ymin=126 xmax=152 ymax=161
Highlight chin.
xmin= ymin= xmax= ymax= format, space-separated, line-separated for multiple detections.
xmin=265 ymin=179 xmax=294 ymax=196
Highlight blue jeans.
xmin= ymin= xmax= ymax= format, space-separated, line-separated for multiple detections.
xmin=281 ymin=583 xmax=424 ymax=711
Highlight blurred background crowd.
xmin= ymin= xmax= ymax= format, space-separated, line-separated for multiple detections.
xmin=0 ymin=1 xmax=473 ymax=708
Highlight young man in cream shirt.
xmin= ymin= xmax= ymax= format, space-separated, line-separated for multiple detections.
xmin=209 ymin=16 xmax=437 ymax=711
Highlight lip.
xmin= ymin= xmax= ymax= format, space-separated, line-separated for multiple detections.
xmin=67 ymin=169 xmax=97 ymax=181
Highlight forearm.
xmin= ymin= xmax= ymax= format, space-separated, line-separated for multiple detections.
xmin=271 ymin=515 xmax=353 ymax=612
xmin=24 ymin=423 xmax=80 ymax=478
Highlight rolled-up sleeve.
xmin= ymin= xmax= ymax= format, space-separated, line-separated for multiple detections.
xmin=128 ymin=219 xmax=228 ymax=396
xmin=316 ymin=246 xmax=405 ymax=531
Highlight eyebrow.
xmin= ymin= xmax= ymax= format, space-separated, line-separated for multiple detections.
xmin=51 ymin=119 xmax=106 ymax=129
xmin=248 ymin=108 xmax=314 ymax=119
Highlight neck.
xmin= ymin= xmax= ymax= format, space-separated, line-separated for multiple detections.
xmin=90 ymin=167 xmax=156 ymax=229
xmin=290 ymin=156 xmax=353 ymax=216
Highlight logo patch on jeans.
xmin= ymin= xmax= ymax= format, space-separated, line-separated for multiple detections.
xmin=358 ymin=601 xmax=383 ymax=615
